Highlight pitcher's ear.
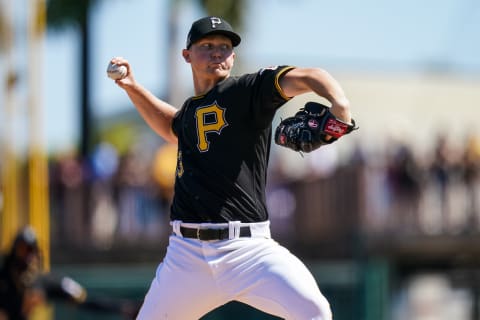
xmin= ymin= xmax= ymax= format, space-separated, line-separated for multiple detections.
xmin=182 ymin=49 xmax=191 ymax=63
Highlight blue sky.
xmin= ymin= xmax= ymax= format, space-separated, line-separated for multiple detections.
xmin=2 ymin=0 xmax=480 ymax=153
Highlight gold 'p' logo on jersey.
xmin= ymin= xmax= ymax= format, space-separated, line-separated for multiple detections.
xmin=195 ymin=102 xmax=228 ymax=152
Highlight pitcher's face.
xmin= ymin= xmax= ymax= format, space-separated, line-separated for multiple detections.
xmin=183 ymin=35 xmax=235 ymax=80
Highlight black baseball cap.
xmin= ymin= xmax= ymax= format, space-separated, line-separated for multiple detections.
xmin=186 ymin=16 xmax=241 ymax=49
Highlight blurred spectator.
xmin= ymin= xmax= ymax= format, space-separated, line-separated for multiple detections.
xmin=90 ymin=182 xmax=118 ymax=249
xmin=89 ymin=142 xmax=120 ymax=249
xmin=113 ymin=146 xmax=164 ymax=241
xmin=151 ymin=143 xmax=177 ymax=206
xmin=90 ymin=142 xmax=120 ymax=181
xmin=49 ymin=151 xmax=86 ymax=247
xmin=361 ymin=149 xmax=391 ymax=232
xmin=386 ymin=142 xmax=424 ymax=232
xmin=460 ymin=134 xmax=480 ymax=232
xmin=0 ymin=226 xmax=140 ymax=320
xmin=428 ymin=134 xmax=458 ymax=232
xmin=0 ymin=226 xmax=89 ymax=319
xmin=392 ymin=273 xmax=472 ymax=320
xmin=0 ymin=226 xmax=47 ymax=320
xmin=114 ymin=149 xmax=147 ymax=240
xmin=266 ymin=161 xmax=297 ymax=240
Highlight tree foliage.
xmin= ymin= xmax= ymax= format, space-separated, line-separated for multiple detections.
xmin=46 ymin=0 xmax=96 ymax=30
xmin=199 ymin=0 xmax=246 ymax=31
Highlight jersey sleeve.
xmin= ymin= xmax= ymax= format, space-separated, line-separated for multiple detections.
xmin=172 ymin=111 xmax=180 ymax=137
xmin=246 ymin=65 xmax=295 ymax=128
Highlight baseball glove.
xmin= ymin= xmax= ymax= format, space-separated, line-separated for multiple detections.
xmin=274 ymin=101 xmax=358 ymax=153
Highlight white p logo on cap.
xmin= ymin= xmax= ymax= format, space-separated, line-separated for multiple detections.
xmin=210 ymin=17 xmax=222 ymax=28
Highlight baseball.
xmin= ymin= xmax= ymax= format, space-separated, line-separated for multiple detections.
xmin=106 ymin=62 xmax=127 ymax=80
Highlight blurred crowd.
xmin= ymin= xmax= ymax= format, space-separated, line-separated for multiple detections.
xmin=2 ymin=130 xmax=480 ymax=250
xmin=47 ymin=137 xmax=176 ymax=250
xmin=361 ymin=132 xmax=480 ymax=236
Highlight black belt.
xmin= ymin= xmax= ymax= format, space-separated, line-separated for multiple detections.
xmin=179 ymin=226 xmax=252 ymax=240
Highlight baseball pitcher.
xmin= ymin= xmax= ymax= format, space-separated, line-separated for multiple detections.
xmin=109 ymin=16 xmax=356 ymax=320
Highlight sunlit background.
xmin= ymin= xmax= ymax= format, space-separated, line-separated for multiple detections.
xmin=1 ymin=0 xmax=480 ymax=319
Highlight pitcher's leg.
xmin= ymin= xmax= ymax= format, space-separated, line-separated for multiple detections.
xmin=136 ymin=237 xmax=223 ymax=320
xmin=232 ymin=241 xmax=332 ymax=320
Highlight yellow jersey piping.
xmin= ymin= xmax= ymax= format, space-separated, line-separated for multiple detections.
xmin=274 ymin=66 xmax=296 ymax=101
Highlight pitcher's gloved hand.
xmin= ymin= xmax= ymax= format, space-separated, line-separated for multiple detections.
xmin=275 ymin=101 xmax=358 ymax=153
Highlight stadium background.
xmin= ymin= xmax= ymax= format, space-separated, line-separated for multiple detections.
xmin=1 ymin=0 xmax=480 ymax=319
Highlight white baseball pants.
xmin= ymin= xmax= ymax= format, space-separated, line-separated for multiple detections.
xmin=136 ymin=221 xmax=332 ymax=320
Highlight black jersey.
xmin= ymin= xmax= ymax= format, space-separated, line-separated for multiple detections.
xmin=171 ymin=66 xmax=294 ymax=223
